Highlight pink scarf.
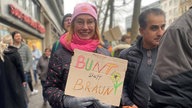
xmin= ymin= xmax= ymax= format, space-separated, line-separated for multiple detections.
xmin=60 ymin=33 xmax=99 ymax=52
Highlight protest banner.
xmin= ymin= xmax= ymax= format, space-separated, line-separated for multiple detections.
xmin=103 ymin=26 xmax=122 ymax=41
xmin=65 ymin=49 xmax=128 ymax=106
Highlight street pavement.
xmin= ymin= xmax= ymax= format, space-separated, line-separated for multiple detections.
xmin=28 ymin=83 xmax=51 ymax=108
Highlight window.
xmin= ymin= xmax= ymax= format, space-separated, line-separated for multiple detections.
xmin=174 ymin=0 xmax=178 ymax=5
xmin=36 ymin=6 xmax=40 ymax=21
xmin=169 ymin=1 xmax=172 ymax=6
xmin=26 ymin=0 xmax=32 ymax=15
xmin=18 ymin=0 xmax=23 ymax=7
xmin=13 ymin=0 xmax=18 ymax=3
xmin=26 ymin=0 xmax=29 ymax=9
xmin=31 ymin=2 xmax=35 ymax=18
xmin=31 ymin=1 xmax=40 ymax=20
xmin=0 ymin=24 xmax=10 ymax=37
xmin=174 ymin=8 xmax=177 ymax=15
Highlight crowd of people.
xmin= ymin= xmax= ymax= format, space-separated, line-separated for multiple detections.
xmin=0 ymin=2 xmax=191 ymax=108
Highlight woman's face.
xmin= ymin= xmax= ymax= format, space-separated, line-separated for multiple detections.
xmin=74 ymin=14 xmax=96 ymax=40
xmin=45 ymin=49 xmax=51 ymax=57
xmin=63 ymin=16 xmax=71 ymax=32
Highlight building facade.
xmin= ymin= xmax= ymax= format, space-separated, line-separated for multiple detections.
xmin=0 ymin=0 xmax=64 ymax=51
xmin=179 ymin=0 xmax=192 ymax=14
xmin=160 ymin=0 xmax=180 ymax=27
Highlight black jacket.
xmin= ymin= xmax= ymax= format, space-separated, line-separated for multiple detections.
xmin=149 ymin=8 xmax=192 ymax=108
xmin=119 ymin=37 xmax=143 ymax=106
xmin=0 ymin=46 xmax=26 ymax=108
xmin=4 ymin=46 xmax=25 ymax=82
xmin=120 ymin=37 xmax=158 ymax=108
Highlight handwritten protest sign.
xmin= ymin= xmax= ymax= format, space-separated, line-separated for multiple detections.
xmin=65 ymin=49 xmax=128 ymax=106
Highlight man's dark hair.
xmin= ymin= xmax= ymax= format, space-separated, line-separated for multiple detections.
xmin=139 ymin=8 xmax=165 ymax=29
xmin=61 ymin=13 xmax=72 ymax=31
xmin=11 ymin=31 xmax=20 ymax=39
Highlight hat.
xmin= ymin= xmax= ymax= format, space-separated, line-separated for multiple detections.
xmin=71 ymin=3 xmax=97 ymax=22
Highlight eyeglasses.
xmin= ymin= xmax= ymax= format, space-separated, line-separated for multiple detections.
xmin=75 ymin=19 xmax=95 ymax=27
xmin=147 ymin=50 xmax=152 ymax=66
xmin=64 ymin=18 xmax=71 ymax=22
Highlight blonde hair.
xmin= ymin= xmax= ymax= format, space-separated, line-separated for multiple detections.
xmin=65 ymin=20 xmax=104 ymax=45
xmin=2 ymin=35 xmax=13 ymax=45
xmin=0 ymin=35 xmax=12 ymax=61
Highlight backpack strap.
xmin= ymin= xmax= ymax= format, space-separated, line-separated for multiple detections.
xmin=54 ymin=40 xmax=60 ymax=51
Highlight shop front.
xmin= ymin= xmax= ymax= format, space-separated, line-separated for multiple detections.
xmin=0 ymin=1 xmax=45 ymax=51
xmin=0 ymin=23 xmax=42 ymax=51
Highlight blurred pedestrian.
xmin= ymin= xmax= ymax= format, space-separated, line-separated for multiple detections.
xmin=51 ymin=13 xmax=72 ymax=53
xmin=32 ymin=44 xmax=42 ymax=84
xmin=112 ymin=34 xmax=131 ymax=57
xmin=44 ymin=2 xmax=112 ymax=108
xmin=100 ymin=35 xmax=113 ymax=54
xmin=0 ymin=35 xmax=27 ymax=108
xmin=120 ymin=8 xmax=166 ymax=108
xmin=36 ymin=48 xmax=51 ymax=105
xmin=12 ymin=31 xmax=38 ymax=95
xmin=149 ymin=7 xmax=192 ymax=108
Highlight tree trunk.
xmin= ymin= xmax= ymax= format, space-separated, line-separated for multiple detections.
xmin=101 ymin=0 xmax=110 ymax=35
xmin=131 ymin=0 xmax=141 ymax=42
xmin=109 ymin=0 xmax=114 ymax=29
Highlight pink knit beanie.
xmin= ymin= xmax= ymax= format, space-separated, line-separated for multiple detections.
xmin=71 ymin=3 xmax=97 ymax=21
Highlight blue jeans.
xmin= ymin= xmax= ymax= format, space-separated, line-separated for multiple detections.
xmin=33 ymin=70 xmax=38 ymax=83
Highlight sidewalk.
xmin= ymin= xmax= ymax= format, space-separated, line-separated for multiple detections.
xmin=28 ymin=83 xmax=51 ymax=108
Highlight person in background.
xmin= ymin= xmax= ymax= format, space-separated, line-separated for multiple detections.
xmin=36 ymin=48 xmax=51 ymax=105
xmin=51 ymin=13 xmax=72 ymax=53
xmin=32 ymin=44 xmax=42 ymax=84
xmin=149 ymin=7 xmax=192 ymax=108
xmin=100 ymin=35 xmax=113 ymax=54
xmin=0 ymin=35 xmax=27 ymax=108
xmin=112 ymin=34 xmax=131 ymax=57
xmin=62 ymin=13 xmax=72 ymax=33
xmin=12 ymin=31 xmax=38 ymax=95
xmin=44 ymin=2 xmax=112 ymax=108
xmin=119 ymin=8 xmax=166 ymax=108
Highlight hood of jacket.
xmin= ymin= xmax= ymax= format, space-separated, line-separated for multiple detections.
xmin=4 ymin=46 xmax=18 ymax=55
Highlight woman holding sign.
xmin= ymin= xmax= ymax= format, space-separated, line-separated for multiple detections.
xmin=44 ymin=2 xmax=112 ymax=108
